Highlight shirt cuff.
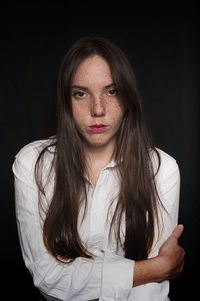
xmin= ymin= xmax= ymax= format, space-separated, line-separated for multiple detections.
xmin=100 ymin=253 xmax=134 ymax=301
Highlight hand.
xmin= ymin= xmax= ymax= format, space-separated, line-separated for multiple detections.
xmin=158 ymin=224 xmax=185 ymax=280
xmin=133 ymin=224 xmax=185 ymax=286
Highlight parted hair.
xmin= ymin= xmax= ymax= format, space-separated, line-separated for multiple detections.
xmin=35 ymin=37 xmax=162 ymax=262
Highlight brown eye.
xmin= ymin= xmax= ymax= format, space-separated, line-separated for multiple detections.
xmin=72 ymin=91 xmax=86 ymax=99
xmin=108 ymin=89 xmax=118 ymax=96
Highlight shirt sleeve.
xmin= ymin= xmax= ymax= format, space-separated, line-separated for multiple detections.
xmin=12 ymin=141 xmax=134 ymax=301
xmin=127 ymin=148 xmax=181 ymax=301
xmin=152 ymin=148 xmax=181 ymax=252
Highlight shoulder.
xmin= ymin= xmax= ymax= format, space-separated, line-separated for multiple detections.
xmin=12 ymin=137 xmax=56 ymax=182
xmin=151 ymin=148 xmax=179 ymax=177
xmin=151 ymin=148 xmax=180 ymax=195
xmin=14 ymin=137 xmax=55 ymax=165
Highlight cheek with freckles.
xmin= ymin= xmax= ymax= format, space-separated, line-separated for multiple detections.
xmin=72 ymin=102 xmax=91 ymax=128
xmin=106 ymin=101 xmax=125 ymax=125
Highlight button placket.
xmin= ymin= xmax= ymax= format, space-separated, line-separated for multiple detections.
xmin=90 ymin=169 xmax=107 ymax=238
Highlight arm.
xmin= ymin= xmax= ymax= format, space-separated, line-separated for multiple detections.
xmin=12 ymin=141 xmax=134 ymax=301
xmin=132 ymin=149 xmax=185 ymax=289
xmin=13 ymin=158 xmax=100 ymax=300
xmin=133 ymin=224 xmax=185 ymax=286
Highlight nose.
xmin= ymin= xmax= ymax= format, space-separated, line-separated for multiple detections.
xmin=90 ymin=95 xmax=105 ymax=117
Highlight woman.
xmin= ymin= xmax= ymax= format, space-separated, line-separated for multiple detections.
xmin=13 ymin=37 xmax=185 ymax=300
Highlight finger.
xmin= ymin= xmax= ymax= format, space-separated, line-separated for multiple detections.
xmin=171 ymin=224 xmax=184 ymax=240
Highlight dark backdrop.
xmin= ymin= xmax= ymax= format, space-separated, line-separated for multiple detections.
xmin=0 ymin=10 xmax=199 ymax=301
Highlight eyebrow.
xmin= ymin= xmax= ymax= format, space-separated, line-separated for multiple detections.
xmin=104 ymin=82 xmax=116 ymax=89
xmin=71 ymin=82 xmax=116 ymax=92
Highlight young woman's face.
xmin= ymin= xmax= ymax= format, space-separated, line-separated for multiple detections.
xmin=71 ymin=55 xmax=125 ymax=150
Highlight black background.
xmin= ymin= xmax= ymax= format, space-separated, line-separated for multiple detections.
xmin=0 ymin=7 xmax=199 ymax=301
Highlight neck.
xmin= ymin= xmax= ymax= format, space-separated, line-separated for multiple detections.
xmin=84 ymin=140 xmax=115 ymax=186
xmin=85 ymin=141 xmax=115 ymax=166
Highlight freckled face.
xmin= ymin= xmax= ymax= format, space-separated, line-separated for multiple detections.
xmin=71 ymin=55 xmax=125 ymax=150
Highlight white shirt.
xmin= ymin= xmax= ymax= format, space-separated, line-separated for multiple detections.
xmin=12 ymin=139 xmax=180 ymax=301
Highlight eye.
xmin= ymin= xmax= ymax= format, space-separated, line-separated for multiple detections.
xmin=72 ymin=91 xmax=87 ymax=99
xmin=107 ymin=88 xmax=118 ymax=96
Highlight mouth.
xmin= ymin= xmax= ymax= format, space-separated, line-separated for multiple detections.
xmin=89 ymin=124 xmax=108 ymax=133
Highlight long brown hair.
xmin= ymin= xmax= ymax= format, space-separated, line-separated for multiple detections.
xmin=35 ymin=37 xmax=161 ymax=262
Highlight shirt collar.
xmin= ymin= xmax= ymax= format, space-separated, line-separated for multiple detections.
xmin=102 ymin=160 xmax=118 ymax=170
xmin=84 ymin=160 xmax=119 ymax=185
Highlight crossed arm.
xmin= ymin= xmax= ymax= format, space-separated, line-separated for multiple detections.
xmin=133 ymin=224 xmax=185 ymax=286
xmin=13 ymin=143 xmax=185 ymax=300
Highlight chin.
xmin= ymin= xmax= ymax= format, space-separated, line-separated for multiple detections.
xmin=87 ymin=138 xmax=114 ymax=149
xmin=88 ymin=141 xmax=107 ymax=147
xmin=83 ymin=133 xmax=116 ymax=149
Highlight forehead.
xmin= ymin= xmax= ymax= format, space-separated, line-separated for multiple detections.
xmin=72 ymin=55 xmax=113 ymax=87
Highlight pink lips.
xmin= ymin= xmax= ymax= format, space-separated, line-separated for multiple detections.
xmin=89 ymin=124 xmax=107 ymax=133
